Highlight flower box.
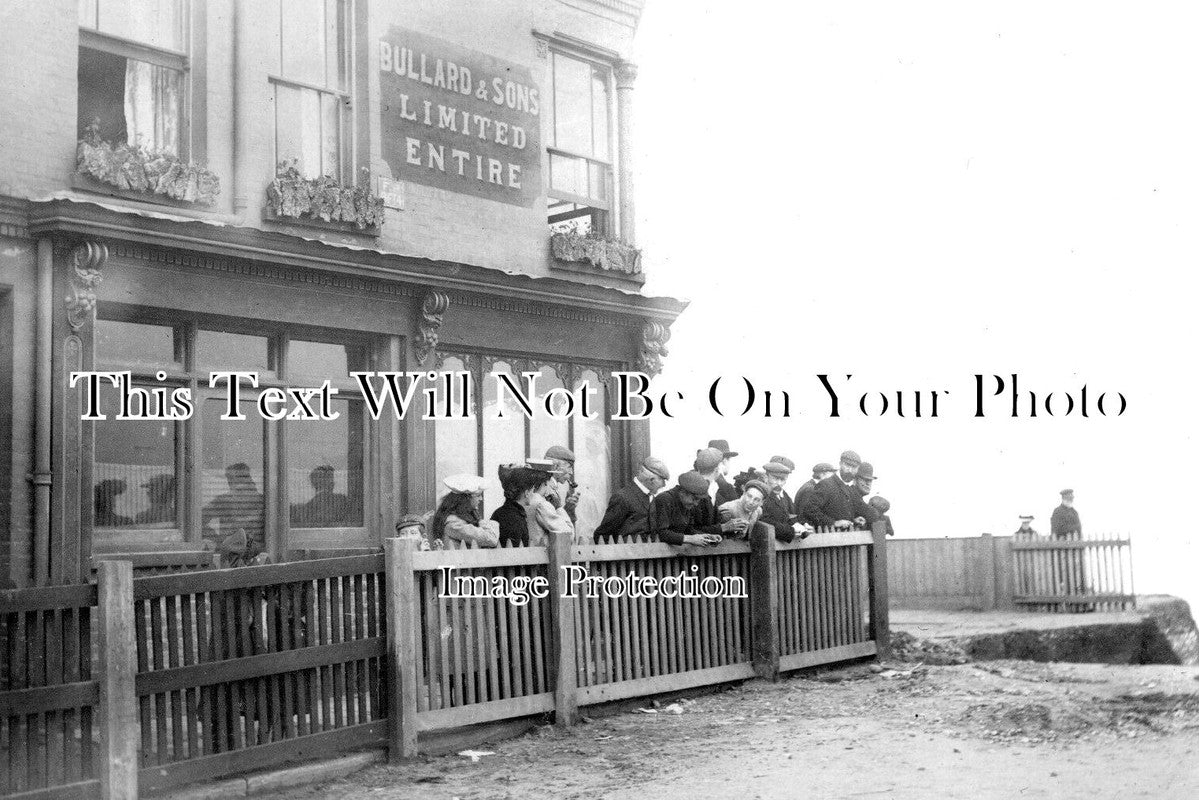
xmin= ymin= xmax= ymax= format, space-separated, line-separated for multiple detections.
xmin=550 ymin=230 xmax=643 ymax=277
xmin=263 ymin=162 xmax=384 ymax=235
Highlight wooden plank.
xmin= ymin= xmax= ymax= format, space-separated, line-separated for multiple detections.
xmin=778 ymin=641 xmax=878 ymax=672
xmin=1014 ymin=594 xmax=1135 ymax=604
xmin=97 ymin=561 xmax=139 ymax=800
xmin=750 ymin=524 xmax=779 ymax=680
xmin=546 ymin=530 xmax=578 ymax=726
xmin=136 ymin=638 xmax=385 ymax=695
xmin=137 ymin=721 xmax=386 ymax=793
xmin=0 ymin=682 xmax=99 ymax=716
xmin=415 ymin=692 xmax=555 ymax=732
xmin=1010 ymin=539 xmax=1130 ymax=550
xmin=0 ymin=584 xmax=97 ymax=614
xmin=384 ymin=539 xmax=419 ymax=761
xmin=867 ymin=524 xmax=891 ymax=659
xmin=3 ymin=779 xmax=101 ymax=800
xmin=412 ymin=548 xmax=548 ymax=571
xmin=133 ymin=555 xmax=384 ymax=599
xmin=576 ymin=663 xmax=757 ymax=706
xmin=571 ymin=541 xmax=753 ymax=564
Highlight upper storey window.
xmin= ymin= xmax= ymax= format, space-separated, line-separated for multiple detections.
xmin=77 ymin=0 xmax=188 ymax=156
xmin=273 ymin=0 xmax=351 ymax=181
xmin=546 ymin=50 xmax=612 ymax=235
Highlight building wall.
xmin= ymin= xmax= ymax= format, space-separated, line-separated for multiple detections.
xmin=0 ymin=233 xmax=37 ymax=587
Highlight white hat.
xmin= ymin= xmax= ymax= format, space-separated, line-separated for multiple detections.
xmin=444 ymin=474 xmax=486 ymax=494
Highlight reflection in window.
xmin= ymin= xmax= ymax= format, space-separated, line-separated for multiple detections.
xmin=481 ymin=362 xmax=526 ymax=515
xmin=197 ymin=329 xmax=273 ymax=374
xmin=94 ymin=384 xmax=177 ymax=528
xmin=200 ymin=398 xmax=266 ymax=552
xmin=433 ymin=356 xmax=478 ymax=505
xmin=288 ymin=339 xmax=365 ymax=380
xmin=289 ymin=399 xmax=364 ymax=527
xmin=96 ymin=318 xmax=179 ymax=368
xmin=571 ymin=371 xmax=610 ymax=540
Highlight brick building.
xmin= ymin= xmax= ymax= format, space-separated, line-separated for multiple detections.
xmin=0 ymin=0 xmax=683 ymax=586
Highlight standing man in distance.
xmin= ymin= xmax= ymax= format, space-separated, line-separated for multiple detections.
xmin=1050 ymin=489 xmax=1082 ymax=539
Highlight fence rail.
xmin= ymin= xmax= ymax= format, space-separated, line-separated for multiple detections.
xmin=1012 ymin=533 xmax=1134 ymax=612
xmin=2 ymin=524 xmax=890 ymax=799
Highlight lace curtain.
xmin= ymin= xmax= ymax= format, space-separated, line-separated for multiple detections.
xmin=124 ymin=59 xmax=180 ymax=154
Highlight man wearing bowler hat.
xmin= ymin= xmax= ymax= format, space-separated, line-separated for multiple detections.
xmin=594 ymin=456 xmax=670 ymax=541
xmin=707 ymin=439 xmax=741 ymax=505
xmin=799 ymin=450 xmax=871 ymax=530
xmin=648 ymin=471 xmax=740 ymax=546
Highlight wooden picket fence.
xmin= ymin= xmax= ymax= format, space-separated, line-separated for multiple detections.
xmin=1011 ymin=531 xmax=1135 ymax=612
xmin=1 ymin=523 xmax=889 ymax=799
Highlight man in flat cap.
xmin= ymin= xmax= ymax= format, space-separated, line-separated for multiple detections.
xmin=648 ymin=471 xmax=736 ymax=546
xmin=690 ymin=447 xmax=732 ymax=533
xmin=544 ymin=445 xmax=580 ymax=523
xmin=794 ymin=462 xmax=836 ymax=512
xmin=594 ymin=456 xmax=670 ymax=542
xmin=1050 ymin=489 xmax=1088 ymax=608
xmin=1014 ymin=515 xmax=1038 ymax=538
xmin=758 ymin=457 xmax=811 ymax=543
xmin=798 ymin=450 xmax=871 ymax=530
xmin=707 ymin=439 xmax=741 ymax=505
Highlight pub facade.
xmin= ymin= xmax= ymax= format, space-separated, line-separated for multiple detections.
xmin=0 ymin=0 xmax=682 ymax=587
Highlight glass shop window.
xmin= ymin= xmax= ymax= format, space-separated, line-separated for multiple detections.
xmin=93 ymin=383 xmax=179 ymax=530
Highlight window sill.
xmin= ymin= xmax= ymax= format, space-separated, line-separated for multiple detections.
xmin=71 ymin=173 xmax=221 ymax=214
xmin=261 ymin=207 xmax=381 ymax=238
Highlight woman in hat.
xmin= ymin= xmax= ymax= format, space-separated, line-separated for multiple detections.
xmin=430 ymin=475 xmax=500 ymax=548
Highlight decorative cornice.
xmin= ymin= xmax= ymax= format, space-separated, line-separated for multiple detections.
xmin=553 ymin=0 xmax=644 ymax=29
xmin=27 ymin=198 xmax=687 ymax=325
xmin=65 ymin=241 xmax=108 ymax=331
xmin=0 ymin=195 xmax=30 ymax=239
xmin=415 ymin=290 xmax=450 ymax=367
xmin=615 ymin=60 xmax=638 ymax=89
xmin=637 ymin=320 xmax=671 ymax=377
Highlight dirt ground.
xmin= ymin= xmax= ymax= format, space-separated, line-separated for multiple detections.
xmin=260 ymin=658 xmax=1199 ymax=800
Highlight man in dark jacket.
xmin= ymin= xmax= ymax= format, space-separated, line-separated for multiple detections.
xmin=708 ymin=439 xmax=741 ymax=505
xmin=593 ymin=457 xmax=669 ymax=541
xmin=854 ymin=462 xmax=881 ymax=527
xmin=798 ymin=450 xmax=872 ymax=530
xmin=758 ymin=457 xmax=810 ymax=543
xmin=794 ymin=462 xmax=836 ymax=511
xmin=647 ymin=471 xmax=738 ymax=546
xmin=1050 ymin=489 xmax=1082 ymax=539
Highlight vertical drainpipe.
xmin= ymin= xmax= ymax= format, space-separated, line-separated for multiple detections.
xmin=231 ymin=0 xmax=249 ymax=217
xmin=32 ymin=238 xmax=52 ymax=586
xmin=614 ymin=60 xmax=638 ymax=245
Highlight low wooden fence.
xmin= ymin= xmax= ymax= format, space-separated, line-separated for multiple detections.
xmin=2 ymin=523 xmax=889 ymax=798
xmin=1011 ymin=532 xmax=1134 ymax=612
xmin=888 ymin=533 xmax=1134 ymax=613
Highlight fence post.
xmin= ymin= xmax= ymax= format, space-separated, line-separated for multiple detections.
xmin=546 ymin=529 xmax=578 ymax=726
xmin=749 ymin=523 xmax=779 ymax=681
xmin=868 ymin=522 xmax=891 ymax=660
xmin=979 ymin=533 xmax=997 ymax=610
xmin=97 ymin=559 xmax=139 ymax=800
xmin=384 ymin=538 xmax=419 ymax=760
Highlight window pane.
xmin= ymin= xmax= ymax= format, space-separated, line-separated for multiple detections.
xmin=96 ymin=319 xmax=179 ymax=368
xmin=275 ymin=84 xmax=325 ymax=178
xmin=331 ymin=0 xmax=348 ymax=92
xmin=553 ymin=53 xmax=592 ymax=154
xmin=592 ymin=68 xmax=609 ymax=161
xmin=197 ymin=329 xmax=273 ymax=374
xmin=321 ymin=91 xmax=343 ymax=180
xmin=549 ymin=152 xmax=586 ymax=197
xmin=529 ymin=366 xmax=568 ymax=464
xmin=280 ymin=0 xmax=327 ymax=85
xmin=124 ymin=59 xmax=181 ymax=154
xmin=95 ymin=0 xmax=184 ymax=51
xmin=200 ymin=398 xmax=266 ymax=554
xmin=433 ymin=357 xmax=478 ymax=508
xmin=481 ymin=362 xmax=526 ymax=516
xmin=588 ymin=162 xmax=608 ymax=203
xmin=289 ymin=399 xmax=364 ymax=527
xmin=288 ymin=339 xmax=365 ymax=380
xmin=94 ymin=383 xmax=177 ymax=528
xmin=571 ymin=370 xmax=609 ymax=540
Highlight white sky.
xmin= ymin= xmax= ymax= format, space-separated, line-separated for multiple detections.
xmin=633 ymin=1 xmax=1199 ymax=610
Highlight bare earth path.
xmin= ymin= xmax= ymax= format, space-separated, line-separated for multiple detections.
xmin=258 ymin=661 xmax=1199 ymax=800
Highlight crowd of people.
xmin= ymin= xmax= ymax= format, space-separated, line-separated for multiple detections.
xmin=403 ymin=440 xmax=896 ymax=550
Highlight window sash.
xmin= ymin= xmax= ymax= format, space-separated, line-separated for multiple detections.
xmin=272 ymin=77 xmax=351 ymax=181
xmin=79 ymin=26 xmax=188 ymax=72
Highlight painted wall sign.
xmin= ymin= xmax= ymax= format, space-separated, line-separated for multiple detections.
xmin=380 ymin=28 xmax=543 ymax=208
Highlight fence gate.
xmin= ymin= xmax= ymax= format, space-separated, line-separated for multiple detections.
xmin=1011 ymin=532 xmax=1134 ymax=612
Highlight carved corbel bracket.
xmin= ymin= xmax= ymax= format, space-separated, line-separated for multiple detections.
xmin=65 ymin=241 xmax=108 ymax=331
xmin=415 ymin=290 xmax=450 ymax=367
xmin=615 ymin=60 xmax=638 ymax=90
xmin=636 ymin=320 xmax=671 ymax=377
